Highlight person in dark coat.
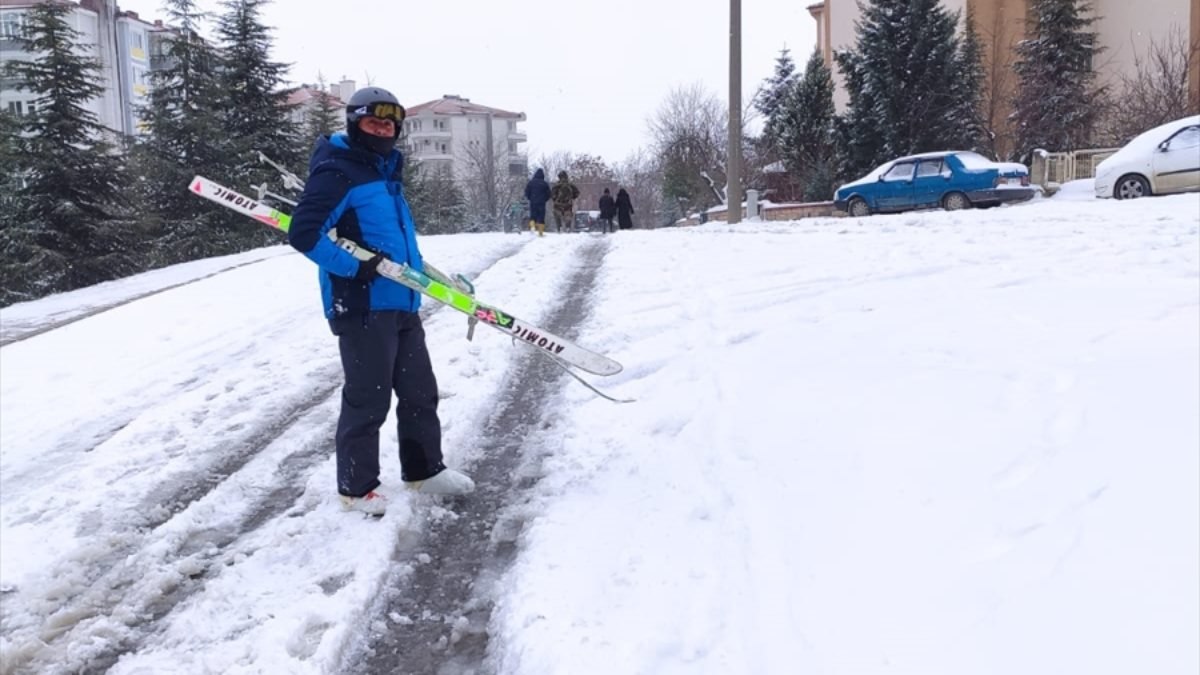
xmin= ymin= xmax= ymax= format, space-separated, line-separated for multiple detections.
xmin=615 ymin=187 xmax=635 ymax=230
xmin=597 ymin=188 xmax=616 ymax=234
xmin=288 ymin=86 xmax=475 ymax=515
xmin=524 ymin=168 xmax=552 ymax=237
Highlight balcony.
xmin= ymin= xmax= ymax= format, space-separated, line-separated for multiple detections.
xmin=507 ymin=130 xmax=527 ymax=142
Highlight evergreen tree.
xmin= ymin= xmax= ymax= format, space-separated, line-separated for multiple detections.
xmin=214 ymin=0 xmax=299 ymax=248
xmin=1012 ymin=0 xmax=1104 ymax=160
xmin=132 ymin=0 xmax=229 ymax=263
xmin=776 ymin=49 xmax=837 ymax=201
xmin=0 ymin=2 xmax=136 ymax=305
xmin=955 ymin=5 xmax=989 ymax=154
xmin=300 ymin=73 xmax=342 ymax=152
xmin=404 ymin=162 xmax=467 ymax=235
xmin=757 ymin=47 xmax=797 ymax=145
xmin=833 ymin=0 xmax=982 ymax=179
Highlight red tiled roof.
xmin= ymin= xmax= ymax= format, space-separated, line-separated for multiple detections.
xmin=406 ymin=96 xmax=523 ymax=120
xmin=288 ymin=86 xmax=346 ymax=106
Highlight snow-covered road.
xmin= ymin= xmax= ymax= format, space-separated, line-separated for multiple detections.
xmin=2 ymin=190 xmax=1197 ymax=675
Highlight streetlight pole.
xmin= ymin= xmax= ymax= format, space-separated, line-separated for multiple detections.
xmin=727 ymin=0 xmax=742 ymax=224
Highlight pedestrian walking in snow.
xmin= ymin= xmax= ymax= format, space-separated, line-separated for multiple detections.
xmin=288 ymin=86 xmax=475 ymax=515
xmin=551 ymin=170 xmax=580 ymax=233
xmin=524 ymin=168 xmax=552 ymax=237
xmin=616 ymin=187 xmax=635 ymax=230
xmin=598 ymin=188 xmax=616 ymax=234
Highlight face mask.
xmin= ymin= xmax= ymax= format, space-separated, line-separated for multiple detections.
xmin=358 ymin=132 xmax=396 ymax=156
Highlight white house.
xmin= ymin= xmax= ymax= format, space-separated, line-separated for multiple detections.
xmin=402 ymin=95 xmax=527 ymax=180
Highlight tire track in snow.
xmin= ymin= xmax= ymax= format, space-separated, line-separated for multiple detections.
xmin=0 ymin=239 xmax=535 ymax=675
xmin=340 ymin=235 xmax=610 ymax=675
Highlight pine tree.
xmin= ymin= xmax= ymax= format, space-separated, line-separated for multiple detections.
xmin=833 ymin=0 xmax=981 ymax=179
xmin=404 ymin=162 xmax=467 ymax=235
xmin=955 ymin=5 xmax=989 ymax=154
xmin=133 ymin=0 xmax=229 ymax=263
xmin=1012 ymin=0 xmax=1104 ymax=160
xmin=214 ymin=0 xmax=299 ymax=248
xmin=757 ymin=47 xmax=797 ymax=145
xmin=300 ymin=73 xmax=342 ymax=153
xmin=776 ymin=49 xmax=837 ymax=201
xmin=0 ymin=2 xmax=137 ymax=304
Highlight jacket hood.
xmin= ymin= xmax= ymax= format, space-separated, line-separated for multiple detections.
xmin=533 ymin=168 xmax=545 ymax=180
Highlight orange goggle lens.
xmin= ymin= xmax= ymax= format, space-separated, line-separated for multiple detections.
xmin=360 ymin=102 xmax=406 ymax=123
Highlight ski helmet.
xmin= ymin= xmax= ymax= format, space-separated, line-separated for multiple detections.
xmin=345 ymin=86 xmax=405 ymax=139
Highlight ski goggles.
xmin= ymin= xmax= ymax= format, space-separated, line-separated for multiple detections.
xmin=353 ymin=101 xmax=406 ymax=124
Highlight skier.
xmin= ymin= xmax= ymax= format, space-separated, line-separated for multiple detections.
xmin=524 ymin=168 xmax=551 ymax=237
xmin=550 ymin=170 xmax=580 ymax=233
xmin=287 ymin=86 xmax=475 ymax=515
xmin=597 ymin=188 xmax=616 ymax=234
xmin=616 ymin=187 xmax=635 ymax=230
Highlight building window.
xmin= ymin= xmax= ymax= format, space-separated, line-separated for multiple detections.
xmin=508 ymin=141 xmax=517 ymax=153
xmin=6 ymin=101 xmax=23 ymax=116
xmin=1 ymin=12 xmax=26 ymax=39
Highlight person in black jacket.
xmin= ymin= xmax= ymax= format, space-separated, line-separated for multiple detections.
xmin=615 ymin=187 xmax=635 ymax=230
xmin=597 ymin=188 xmax=616 ymax=233
xmin=524 ymin=168 xmax=551 ymax=237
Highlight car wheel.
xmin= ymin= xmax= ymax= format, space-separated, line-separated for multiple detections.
xmin=1115 ymin=174 xmax=1150 ymax=200
xmin=848 ymin=197 xmax=870 ymax=217
xmin=942 ymin=192 xmax=970 ymax=211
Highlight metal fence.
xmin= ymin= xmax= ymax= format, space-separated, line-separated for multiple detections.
xmin=1039 ymin=147 xmax=1121 ymax=185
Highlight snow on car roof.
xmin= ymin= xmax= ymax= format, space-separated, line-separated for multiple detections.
xmin=1101 ymin=115 xmax=1200 ymax=167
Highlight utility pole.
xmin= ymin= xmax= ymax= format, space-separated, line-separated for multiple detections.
xmin=727 ymin=0 xmax=742 ymax=224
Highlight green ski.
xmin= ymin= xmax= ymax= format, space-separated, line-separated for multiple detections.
xmin=189 ymin=175 xmax=625 ymax=378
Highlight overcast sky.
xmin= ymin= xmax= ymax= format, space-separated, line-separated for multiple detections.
xmin=116 ymin=0 xmax=818 ymax=163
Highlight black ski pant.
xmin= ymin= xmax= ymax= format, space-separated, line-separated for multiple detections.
xmin=331 ymin=310 xmax=445 ymax=496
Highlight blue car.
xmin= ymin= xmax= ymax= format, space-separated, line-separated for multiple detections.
xmin=833 ymin=151 xmax=1035 ymax=217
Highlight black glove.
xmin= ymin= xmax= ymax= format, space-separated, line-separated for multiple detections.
xmin=355 ymin=254 xmax=384 ymax=282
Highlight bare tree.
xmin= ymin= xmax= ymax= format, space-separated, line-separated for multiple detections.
xmin=647 ymin=83 xmax=729 ymax=218
xmin=1100 ymin=25 xmax=1200 ymax=145
xmin=612 ymin=148 xmax=665 ymax=227
xmin=457 ymin=137 xmax=524 ymax=231
xmin=976 ymin=5 xmax=1019 ymax=159
xmin=565 ymin=153 xmax=617 ymax=213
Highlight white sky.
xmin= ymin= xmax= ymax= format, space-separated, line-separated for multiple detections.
xmin=113 ymin=0 xmax=818 ymax=162
xmin=2 ymin=183 xmax=1198 ymax=673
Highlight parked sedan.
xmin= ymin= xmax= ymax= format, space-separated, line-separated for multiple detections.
xmin=1094 ymin=115 xmax=1200 ymax=199
xmin=834 ymin=151 xmax=1034 ymax=217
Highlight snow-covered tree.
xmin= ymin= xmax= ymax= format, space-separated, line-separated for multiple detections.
xmin=300 ymin=73 xmax=343 ymax=150
xmin=0 ymin=1 xmax=137 ymax=305
xmin=757 ymin=47 xmax=797 ymax=146
xmin=215 ymin=0 xmax=300 ymax=233
xmin=132 ymin=0 xmax=229 ymax=263
xmin=834 ymin=0 xmax=982 ymax=179
xmin=403 ymin=161 xmax=467 ymax=235
xmin=1011 ymin=0 xmax=1104 ymax=159
xmin=775 ymin=49 xmax=837 ymax=201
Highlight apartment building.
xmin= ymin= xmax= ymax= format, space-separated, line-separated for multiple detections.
xmin=403 ymin=95 xmax=528 ymax=180
xmin=286 ymin=77 xmax=356 ymax=127
xmin=808 ymin=0 xmax=1200 ymax=155
xmin=0 ymin=0 xmax=167 ymax=135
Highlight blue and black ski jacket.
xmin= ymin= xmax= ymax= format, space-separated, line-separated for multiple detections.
xmin=288 ymin=132 xmax=423 ymax=319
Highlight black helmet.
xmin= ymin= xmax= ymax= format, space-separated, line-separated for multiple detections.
xmin=345 ymin=86 xmax=405 ymax=138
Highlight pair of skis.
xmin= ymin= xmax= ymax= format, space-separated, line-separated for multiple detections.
xmin=188 ymin=169 xmax=630 ymax=403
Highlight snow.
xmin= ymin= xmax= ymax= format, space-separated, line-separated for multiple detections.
xmin=1097 ymin=114 xmax=1200 ymax=175
xmin=2 ymin=195 xmax=1198 ymax=675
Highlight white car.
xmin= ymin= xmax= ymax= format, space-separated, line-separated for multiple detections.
xmin=1095 ymin=115 xmax=1200 ymax=199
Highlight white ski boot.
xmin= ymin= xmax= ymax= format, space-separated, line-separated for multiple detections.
xmin=405 ymin=468 xmax=475 ymax=496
